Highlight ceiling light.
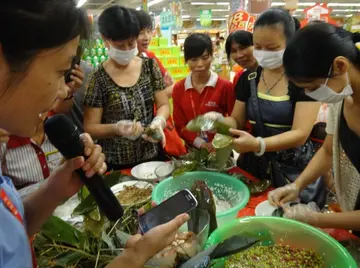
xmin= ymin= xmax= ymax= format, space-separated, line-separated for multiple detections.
xmin=212 ymin=9 xmax=229 ymax=11
xmin=196 ymin=18 xmax=226 ymax=21
xmin=332 ymin=9 xmax=360 ymax=12
xmin=216 ymin=2 xmax=230 ymax=5
xmin=271 ymin=2 xmax=315 ymax=6
xmin=345 ymin=14 xmax=353 ymax=17
xmin=148 ymin=0 xmax=164 ymax=7
xmin=182 ymin=15 xmax=190 ymax=18
xmin=77 ymin=0 xmax=87 ymax=8
xmin=136 ymin=6 xmax=140 ymax=10
xmin=191 ymin=2 xmax=214 ymax=5
xmin=328 ymin=3 xmax=360 ymax=7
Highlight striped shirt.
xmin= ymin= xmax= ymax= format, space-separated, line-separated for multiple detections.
xmin=0 ymin=135 xmax=63 ymax=189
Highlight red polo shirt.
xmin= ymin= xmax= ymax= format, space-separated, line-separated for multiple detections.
xmin=172 ymin=72 xmax=235 ymax=147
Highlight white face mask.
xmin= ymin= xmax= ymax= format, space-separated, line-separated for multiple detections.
xmin=253 ymin=49 xmax=285 ymax=70
xmin=306 ymin=72 xmax=353 ymax=103
xmin=108 ymin=45 xmax=138 ymax=65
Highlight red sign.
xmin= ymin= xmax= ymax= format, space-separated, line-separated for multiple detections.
xmin=228 ymin=10 xmax=257 ymax=33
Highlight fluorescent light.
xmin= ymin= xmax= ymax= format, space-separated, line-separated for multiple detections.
xmin=271 ymin=2 xmax=315 ymax=6
xmin=328 ymin=3 xmax=360 ymax=7
xmin=225 ymin=14 xmax=229 ymax=17
xmin=136 ymin=6 xmax=140 ymax=10
xmin=295 ymin=9 xmax=304 ymax=12
xmin=182 ymin=15 xmax=190 ymax=18
xmin=216 ymin=2 xmax=230 ymax=5
xmin=345 ymin=14 xmax=353 ymax=17
xmin=196 ymin=18 xmax=226 ymax=21
xmin=77 ymin=0 xmax=87 ymax=8
xmin=191 ymin=2 xmax=214 ymax=5
xmin=148 ymin=0 xmax=164 ymax=7
xmin=332 ymin=9 xmax=360 ymax=12
xmin=212 ymin=9 xmax=229 ymax=11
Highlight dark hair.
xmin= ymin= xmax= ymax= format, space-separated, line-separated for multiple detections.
xmin=254 ymin=8 xmax=295 ymax=40
xmin=293 ymin=17 xmax=301 ymax=31
xmin=283 ymin=23 xmax=360 ymax=80
xmin=133 ymin=10 xmax=153 ymax=31
xmin=0 ymin=0 xmax=90 ymax=72
xmin=99 ymin=6 xmax=140 ymax=41
xmin=225 ymin=30 xmax=253 ymax=61
xmin=184 ymin=33 xmax=213 ymax=61
xmin=219 ymin=36 xmax=225 ymax=41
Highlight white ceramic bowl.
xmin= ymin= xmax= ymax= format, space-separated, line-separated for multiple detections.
xmin=255 ymin=200 xmax=277 ymax=216
xmin=131 ymin=161 xmax=165 ymax=181
xmin=111 ymin=181 xmax=153 ymax=207
xmin=155 ymin=162 xmax=175 ymax=181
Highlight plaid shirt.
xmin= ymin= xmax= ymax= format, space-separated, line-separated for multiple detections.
xmin=84 ymin=58 xmax=166 ymax=165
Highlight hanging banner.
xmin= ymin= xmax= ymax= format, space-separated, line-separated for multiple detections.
xmin=230 ymin=0 xmax=246 ymax=14
xmin=304 ymin=3 xmax=331 ymax=22
xmin=142 ymin=0 xmax=148 ymax=12
xmin=160 ymin=11 xmax=176 ymax=28
xmin=228 ymin=10 xmax=256 ymax=33
xmin=169 ymin=0 xmax=183 ymax=27
xmin=200 ymin=10 xmax=212 ymax=27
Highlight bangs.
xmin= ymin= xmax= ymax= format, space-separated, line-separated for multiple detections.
xmin=184 ymin=33 xmax=213 ymax=61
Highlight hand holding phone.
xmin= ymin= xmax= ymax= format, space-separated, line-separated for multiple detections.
xmin=139 ymin=189 xmax=198 ymax=234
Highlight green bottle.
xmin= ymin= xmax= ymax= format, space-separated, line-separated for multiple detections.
xmin=100 ymin=55 xmax=106 ymax=62
xmin=97 ymin=48 xmax=103 ymax=56
xmin=85 ymin=56 xmax=92 ymax=65
xmin=90 ymin=48 xmax=96 ymax=56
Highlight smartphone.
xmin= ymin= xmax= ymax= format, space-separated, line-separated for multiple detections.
xmin=139 ymin=189 xmax=198 ymax=233
xmin=64 ymin=46 xmax=82 ymax=84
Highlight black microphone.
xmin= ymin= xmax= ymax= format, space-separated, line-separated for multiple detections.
xmin=44 ymin=114 xmax=123 ymax=221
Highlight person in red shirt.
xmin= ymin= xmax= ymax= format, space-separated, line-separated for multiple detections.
xmin=173 ymin=33 xmax=235 ymax=152
xmin=225 ymin=30 xmax=258 ymax=86
xmin=134 ymin=10 xmax=174 ymax=97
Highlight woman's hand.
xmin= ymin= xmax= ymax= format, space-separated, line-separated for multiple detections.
xmin=115 ymin=120 xmax=144 ymax=140
xmin=46 ymin=133 xmax=107 ymax=201
xmin=200 ymin=142 xmax=215 ymax=153
xmin=0 ymin=128 xmax=10 ymax=143
xmin=68 ymin=64 xmax=85 ymax=91
xmin=268 ymin=183 xmax=300 ymax=207
xmin=283 ymin=202 xmax=320 ymax=225
xmin=229 ymin=128 xmax=260 ymax=154
xmin=142 ymin=117 xmax=166 ymax=146
xmin=164 ymin=72 xmax=174 ymax=87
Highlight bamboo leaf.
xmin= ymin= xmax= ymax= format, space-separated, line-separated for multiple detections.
xmin=72 ymin=171 xmax=125 ymax=216
xmin=101 ymin=231 xmax=115 ymax=250
xmin=54 ymin=252 xmax=84 ymax=267
xmin=41 ymin=216 xmax=87 ymax=248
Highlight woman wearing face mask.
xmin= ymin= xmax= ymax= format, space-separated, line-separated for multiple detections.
xmin=204 ymin=8 xmax=321 ymax=182
xmin=225 ymin=30 xmax=258 ymax=86
xmin=268 ymin=23 xmax=360 ymax=232
xmin=172 ymin=33 xmax=235 ymax=152
xmin=84 ymin=6 xmax=170 ymax=171
xmin=0 ymin=2 xmax=188 ymax=267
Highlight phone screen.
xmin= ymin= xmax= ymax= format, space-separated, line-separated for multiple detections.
xmin=139 ymin=189 xmax=197 ymax=233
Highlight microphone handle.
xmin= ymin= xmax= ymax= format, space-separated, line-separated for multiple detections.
xmin=75 ymin=169 xmax=124 ymax=221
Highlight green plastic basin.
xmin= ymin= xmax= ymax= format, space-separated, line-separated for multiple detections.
xmin=206 ymin=217 xmax=357 ymax=268
xmin=152 ymin=171 xmax=250 ymax=226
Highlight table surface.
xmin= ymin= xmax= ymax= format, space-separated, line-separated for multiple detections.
xmin=122 ymin=165 xmax=358 ymax=242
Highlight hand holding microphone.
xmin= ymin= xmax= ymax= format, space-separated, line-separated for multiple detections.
xmin=45 ymin=115 xmax=123 ymax=221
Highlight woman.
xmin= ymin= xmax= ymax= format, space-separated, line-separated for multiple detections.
xmin=269 ymin=23 xmax=360 ymax=232
xmin=0 ymin=1 xmax=188 ymax=267
xmin=225 ymin=30 xmax=258 ymax=85
xmin=84 ymin=6 xmax=170 ymax=170
xmin=133 ymin=10 xmax=174 ymax=98
xmin=205 ymin=9 xmax=321 ymax=186
xmin=172 ymin=33 xmax=235 ymax=152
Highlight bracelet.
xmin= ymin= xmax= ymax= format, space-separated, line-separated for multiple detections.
xmin=153 ymin=116 xmax=167 ymax=129
xmin=254 ymin=137 xmax=266 ymax=156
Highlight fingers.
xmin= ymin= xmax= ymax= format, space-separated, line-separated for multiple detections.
xmin=80 ymin=133 xmax=94 ymax=156
xmin=268 ymin=191 xmax=277 ymax=207
xmin=70 ymin=75 xmax=83 ymax=87
xmin=161 ymin=214 xmax=190 ymax=235
xmin=62 ymin=156 xmax=85 ymax=173
xmin=73 ymin=65 xmax=85 ymax=80
xmin=229 ymin=128 xmax=245 ymax=136
xmin=279 ymin=195 xmax=296 ymax=206
xmin=83 ymin=144 xmax=105 ymax=177
xmin=159 ymin=127 xmax=166 ymax=147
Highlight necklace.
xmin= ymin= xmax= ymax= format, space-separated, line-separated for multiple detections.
xmin=261 ymin=70 xmax=285 ymax=95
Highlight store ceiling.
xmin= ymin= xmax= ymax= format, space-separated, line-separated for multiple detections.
xmin=82 ymin=0 xmax=360 ymax=19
